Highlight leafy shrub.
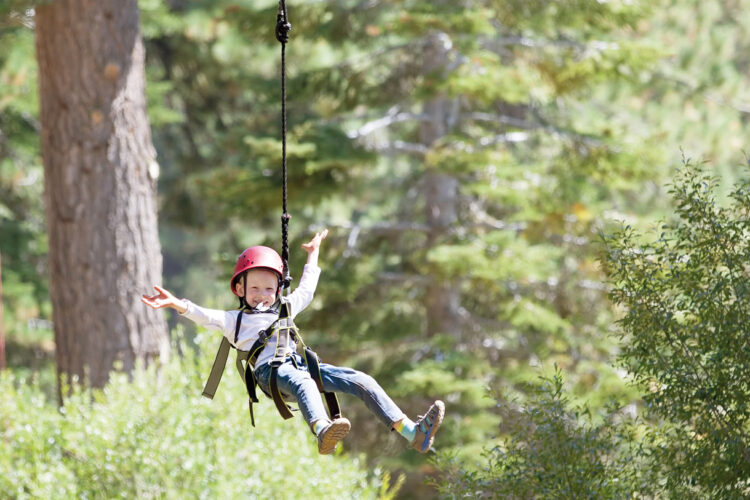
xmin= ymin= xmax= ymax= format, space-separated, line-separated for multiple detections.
xmin=605 ymin=161 xmax=750 ymax=497
xmin=434 ymin=161 xmax=750 ymax=499
xmin=0 ymin=332 xmax=388 ymax=499
xmin=434 ymin=368 xmax=650 ymax=499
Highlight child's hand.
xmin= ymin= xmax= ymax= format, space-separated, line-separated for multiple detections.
xmin=301 ymin=229 xmax=328 ymax=254
xmin=141 ymin=285 xmax=187 ymax=314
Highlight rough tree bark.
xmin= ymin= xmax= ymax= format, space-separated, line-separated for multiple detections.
xmin=35 ymin=0 xmax=169 ymax=390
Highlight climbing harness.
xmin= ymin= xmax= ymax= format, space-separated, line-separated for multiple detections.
xmin=202 ymin=298 xmax=341 ymax=427
xmin=201 ymin=1 xmax=341 ymax=428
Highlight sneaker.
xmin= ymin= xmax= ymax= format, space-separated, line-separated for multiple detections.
xmin=317 ymin=417 xmax=351 ymax=455
xmin=411 ymin=400 xmax=445 ymax=453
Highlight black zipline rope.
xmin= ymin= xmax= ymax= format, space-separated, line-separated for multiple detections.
xmin=276 ymin=1 xmax=292 ymax=290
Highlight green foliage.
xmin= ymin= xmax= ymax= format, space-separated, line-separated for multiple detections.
xmin=8 ymin=0 xmax=750 ymax=496
xmin=435 ymin=367 xmax=651 ymax=499
xmin=0 ymin=333 xmax=389 ymax=499
xmin=261 ymin=2 xmax=664 ymax=466
xmin=0 ymin=1 xmax=39 ymax=18
xmin=614 ymin=0 xmax=750 ymax=177
xmin=605 ymin=160 xmax=750 ymax=497
xmin=0 ymin=7 xmax=48 ymax=331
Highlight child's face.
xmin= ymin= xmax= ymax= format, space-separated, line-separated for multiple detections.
xmin=236 ymin=268 xmax=279 ymax=309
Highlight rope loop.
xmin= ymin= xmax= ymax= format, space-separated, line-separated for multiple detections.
xmin=281 ymin=213 xmax=292 ymax=290
xmin=276 ymin=1 xmax=291 ymax=43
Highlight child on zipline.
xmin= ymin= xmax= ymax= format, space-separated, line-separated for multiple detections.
xmin=142 ymin=229 xmax=444 ymax=455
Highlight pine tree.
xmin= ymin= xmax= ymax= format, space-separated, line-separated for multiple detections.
xmin=142 ymin=0 xmax=662 ymax=468
xmin=287 ymin=0 xmax=658 ymax=454
xmin=36 ymin=0 xmax=169 ymax=390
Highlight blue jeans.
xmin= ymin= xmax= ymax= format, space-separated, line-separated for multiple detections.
xmin=254 ymin=353 xmax=407 ymax=429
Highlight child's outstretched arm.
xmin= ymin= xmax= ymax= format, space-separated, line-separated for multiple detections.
xmin=301 ymin=228 xmax=328 ymax=267
xmin=141 ymin=285 xmax=187 ymax=314
xmin=284 ymin=229 xmax=328 ymax=318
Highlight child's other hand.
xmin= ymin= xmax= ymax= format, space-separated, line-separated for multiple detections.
xmin=301 ymin=228 xmax=328 ymax=253
xmin=141 ymin=285 xmax=187 ymax=313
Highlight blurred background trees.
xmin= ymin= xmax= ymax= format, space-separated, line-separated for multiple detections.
xmin=3 ymin=0 xmax=750 ymax=498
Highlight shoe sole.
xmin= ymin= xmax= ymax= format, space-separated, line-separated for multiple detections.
xmin=318 ymin=419 xmax=351 ymax=455
xmin=417 ymin=400 xmax=445 ymax=453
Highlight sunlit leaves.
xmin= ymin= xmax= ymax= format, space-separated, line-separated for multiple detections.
xmin=605 ymin=160 xmax=750 ymax=496
xmin=0 ymin=335 xmax=385 ymax=498
xmin=436 ymin=367 xmax=652 ymax=498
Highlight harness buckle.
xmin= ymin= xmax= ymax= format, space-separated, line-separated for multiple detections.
xmin=258 ymin=328 xmax=272 ymax=343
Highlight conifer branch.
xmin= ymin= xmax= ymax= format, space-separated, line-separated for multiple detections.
xmin=467 ymin=111 xmax=608 ymax=149
xmin=489 ymin=34 xmax=618 ymax=52
xmin=703 ymin=92 xmax=750 ymax=114
xmin=378 ymin=272 xmax=431 ymax=284
xmin=347 ymin=107 xmax=429 ymax=139
xmin=366 ymin=140 xmax=429 ymax=156
xmin=652 ymin=71 xmax=750 ymax=115
xmin=474 ymin=132 xmax=530 ymax=147
xmin=467 ymin=201 xmax=526 ymax=232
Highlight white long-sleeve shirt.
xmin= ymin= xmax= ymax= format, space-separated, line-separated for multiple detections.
xmin=180 ymin=264 xmax=321 ymax=367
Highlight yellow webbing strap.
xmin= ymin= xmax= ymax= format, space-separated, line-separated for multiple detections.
xmin=203 ymin=307 xmax=250 ymax=399
xmin=304 ymin=346 xmax=342 ymax=420
xmin=269 ymin=366 xmax=295 ymax=420
xmin=269 ymin=301 xmax=296 ymax=420
xmin=271 ymin=302 xmax=296 ymax=360
xmin=236 ymin=350 xmax=249 ymax=379
xmin=202 ymin=337 xmax=231 ymax=399
xmin=202 ymin=338 xmax=251 ymax=400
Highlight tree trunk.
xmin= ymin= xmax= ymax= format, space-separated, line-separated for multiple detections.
xmin=421 ymin=101 xmax=462 ymax=338
xmin=35 ymin=0 xmax=169 ymax=390
xmin=419 ymin=33 xmax=463 ymax=338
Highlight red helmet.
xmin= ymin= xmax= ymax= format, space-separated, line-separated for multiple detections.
xmin=230 ymin=246 xmax=284 ymax=296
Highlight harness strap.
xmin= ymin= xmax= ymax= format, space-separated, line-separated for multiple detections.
xmin=239 ymin=338 xmax=270 ymax=428
xmin=270 ymin=301 xmax=296 ymax=362
xmin=202 ymin=308 xmax=261 ymax=427
xmin=236 ymin=350 xmax=249 ymax=380
xmin=268 ymin=300 xmax=296 ymax=420
xmin=304 ymin=346 xmax=342 ymax=420
xmin=234 ymin=306 xmax=247 ymax=344
xmin=203 ymin=306 xmax=249 ymax=399
xmin=202 ymin=337 xmax=232 ymax=399
xmin=202 ymin=299 xmax=342 ymax=426
xmin=238 ymin=311 xmax=281 ymax=427
xmin=243 ymin=357 xmax=257 ymax=426
xmin=269 ymin=365 xmax=295 ymax=420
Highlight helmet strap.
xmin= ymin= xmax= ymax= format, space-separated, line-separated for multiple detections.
xmin=243 ymin=271 xmax=248 ymax=307
xmin=236 ymin=271 xmax=248 ymax=309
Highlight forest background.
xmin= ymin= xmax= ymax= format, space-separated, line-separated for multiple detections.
xmin=2 ymin=0 xmax=750 ymax=498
